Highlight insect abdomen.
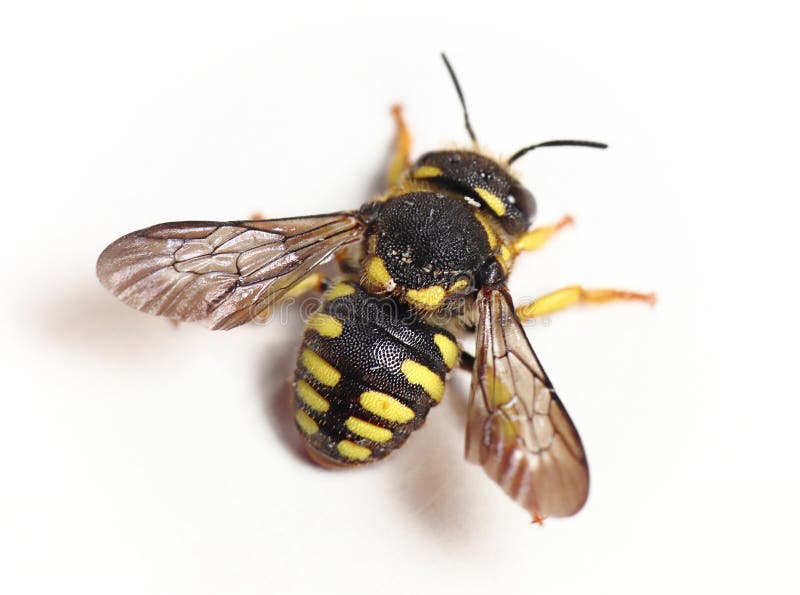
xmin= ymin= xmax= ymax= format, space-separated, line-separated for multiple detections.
xmin=292 ymin=281 xmax=459 ymax=466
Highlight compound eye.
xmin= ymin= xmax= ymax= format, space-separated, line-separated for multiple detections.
xmin=508 ymin=182 xmax=536 ymax=222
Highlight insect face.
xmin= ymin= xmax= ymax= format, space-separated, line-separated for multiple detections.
xmin=411 ymin=150 xmax=536 ymax=235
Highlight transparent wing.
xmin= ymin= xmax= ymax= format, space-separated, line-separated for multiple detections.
xmin=96 ymin=213 xmax=365 ymax=330
xmin=466 ymin=286 xmax=589 ymax=519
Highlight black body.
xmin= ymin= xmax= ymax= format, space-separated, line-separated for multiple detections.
xmin=412 ymin=150 xmax=537 ymax=233
xmin=295 ymin=149 xmax=540 ymax=463
xmin=293 ymin=281 xmax=458 ymax=464
xmin=367 ymin=191 xmax=491 ymax=290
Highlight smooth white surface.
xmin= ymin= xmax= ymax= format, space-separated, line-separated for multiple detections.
xmin=1 ymin=2 xmax=797 ymax=594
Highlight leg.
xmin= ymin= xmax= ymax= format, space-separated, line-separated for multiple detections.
xmin=387 ymin=104 xmax=412 ymax=186
xmin=516 ymin=285 xmax=656 ymax=322
xmin=458 ymin=350 xmax=475 ymax=372
xmin=513 ymin=215 xmax=574 ymax=255
xmin=252 ymin=273 xmax=328 ymax=324
xmin=283 ymin=272 xmax=327 ymax=299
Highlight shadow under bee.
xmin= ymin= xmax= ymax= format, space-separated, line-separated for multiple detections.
xmin=257 ymin=332 xmax=311 ymax=466
xmin=35 ymin=282 xmax=185 ymax=359
xmin=389 ymin=375 xmax=482 ymax=539
xmin=258 ymin=321 xmax=483 ymax=537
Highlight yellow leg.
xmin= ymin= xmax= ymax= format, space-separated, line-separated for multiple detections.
xmin=283 ymin=273 xmax=326 ymax=298
xmin=387 ymin=104 xmax=412 ymax=186
xmin=252 ymin=273 xmax=327 ymax=324
xmin=516 ymin=285 xmax=656 ymax=322
xmin=513 ymin=215 xmax=574 ymax=255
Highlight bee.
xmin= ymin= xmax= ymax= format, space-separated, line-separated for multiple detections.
xmin=97 ymin=54 xmax=654 ymax=522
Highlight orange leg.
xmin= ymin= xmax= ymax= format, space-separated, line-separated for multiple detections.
xmin=516 ymin=285 xmax=656 ymax=322
xmin=387 ymin=104 xmax=412 ymax=186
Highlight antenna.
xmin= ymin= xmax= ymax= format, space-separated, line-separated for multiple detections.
xmin=441 ymin=53 xmax=478 ymax=145
xmin=507 ymin=140 xmax=608 ymax=165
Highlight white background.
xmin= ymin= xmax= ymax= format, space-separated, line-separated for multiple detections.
xmin=1 ymin=2 xmax=797 ymax=594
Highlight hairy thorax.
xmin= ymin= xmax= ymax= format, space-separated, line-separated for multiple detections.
xmin=360 ymin=191 xmax=509 ymax=314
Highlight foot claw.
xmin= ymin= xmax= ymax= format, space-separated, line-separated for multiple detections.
xmin=556 ymin=214 xmax=575 ymax=230
xmin=391 ymin=103 xmax=404 ymax=120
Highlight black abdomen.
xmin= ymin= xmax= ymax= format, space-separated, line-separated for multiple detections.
xmin=292 ymin=281 xmax=459 ymax=465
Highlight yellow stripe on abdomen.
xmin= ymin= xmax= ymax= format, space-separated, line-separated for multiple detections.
xmin=345 ymin=417 xmax=392 ymax=443
xmin=359 ymin=391 xmax=415 ymax=423
xmin=433 ymin=334 xmax=459 ymax=369
xmin=300 ymin=348 xmax=341 ymax=387
xmin=295 ymin=410 xmax=319 ymax=435
xmin=401 ymin=359 xmax=444 ymax=402
xmin=336 ymin=440 xmax=371 ymax=461
xmin=306 ymin=313 xmax=343 ymax=338
xmin=296 ymin=380 xmax=330 ymax=412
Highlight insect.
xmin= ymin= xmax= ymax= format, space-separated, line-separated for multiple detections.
xmin=97 ymin=54 xmax=654 ymax=522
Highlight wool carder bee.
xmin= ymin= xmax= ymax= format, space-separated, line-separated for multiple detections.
xmin=97 ymin=55 xmax=654 ymax=521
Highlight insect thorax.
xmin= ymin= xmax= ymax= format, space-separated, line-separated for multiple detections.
xmin=360 ymin=190 xmax=508 ymax=313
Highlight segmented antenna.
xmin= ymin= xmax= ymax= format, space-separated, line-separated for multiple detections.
xmin=441 ymin=53 xmax=478 ymax=145
xmin=507 ymin=140 xmax=608 ymax=165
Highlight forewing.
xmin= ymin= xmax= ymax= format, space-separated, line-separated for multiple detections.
xmin=97 ymin=213 xmax=365 ymax=330
xmin=466 ymin=286 xmax=589 ymax=518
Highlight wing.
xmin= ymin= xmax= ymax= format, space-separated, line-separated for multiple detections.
xmin=466 ymin=286 xmax=589 ymax=519
xmin=96 ymin=212 xmax=365 ymax=330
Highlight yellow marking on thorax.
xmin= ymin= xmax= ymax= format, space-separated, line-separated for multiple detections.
xmin=413 ymin=165 xmax=443 ymax=179
xmin=345 ymin=417 xmax=393 ymax=443
xmin=295 ymin=380 xmax=330 ymax=412
xmin=401 ymin=359 xmax=444 ymax=402
xmin=295 ymin=409 xmax=319 ymax=435
xmin=307 ymin=313 xmax=343 ymax=338
xmin=472 ymin=210 xmax=499 ymax=250
xmin=324 ymin=282 xmax=355 ymax=301
xmin=405 ymin=285 xmax=446 ymax=308
xmin=336 ymin=440 xmax=371 ymax=461
xmin=300 ymin=349 xmax=341 ymax=387
xmin=450 ymin=278 xmax=469 ymax=292
xmin=359 ymin=391 xmax=415 ymax=423
xmin=365 ymin=256 xmax=395 ymax=290
xmin=474 ymin=187 xmax=507 ymax=216
xmin=433 ymin=334 xmax=459 ymax=369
